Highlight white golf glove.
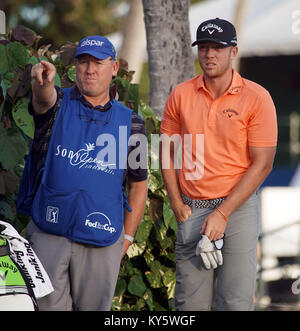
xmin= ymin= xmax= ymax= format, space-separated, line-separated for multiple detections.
xmin=195 ymin=235 xmax=223 ymax=269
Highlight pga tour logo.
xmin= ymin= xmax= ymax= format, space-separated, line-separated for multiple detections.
xmin=85 ymin=212 xmax=116 ymax=234
xmin=46 ymin=206 xmax=59 ymax=223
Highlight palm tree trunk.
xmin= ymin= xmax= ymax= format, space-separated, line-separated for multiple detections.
xmin=0 ymin=10 xmax=5 ymax=34
xmin=142 ymin=0 xmax=194 ymax=119
xmin=119 ymin=0 xmax=146 ymax=83
xmin=233 ymin=0 xmax=248 ymax=71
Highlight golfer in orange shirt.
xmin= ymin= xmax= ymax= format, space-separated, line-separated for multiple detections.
xmin=160 ymin=18 xmax=277 ymax=311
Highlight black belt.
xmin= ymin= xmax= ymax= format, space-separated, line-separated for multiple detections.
xmin=181 ymin=193 xmax=226 ymax=209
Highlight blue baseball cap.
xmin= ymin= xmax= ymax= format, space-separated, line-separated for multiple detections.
xmin=74 ymin=35 xmax=117 ymax=60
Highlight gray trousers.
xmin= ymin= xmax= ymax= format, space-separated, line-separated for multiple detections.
xmin=175 ymin=193 xmax=260 ymax=311
xmin=26 ymin=220 xmax=123 ymax=311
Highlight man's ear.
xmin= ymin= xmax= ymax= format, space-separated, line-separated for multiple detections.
xmin=112 ymin=60 xmax=119 ymax=77
xmin=231 ymin=46 xmax=238 ymax=60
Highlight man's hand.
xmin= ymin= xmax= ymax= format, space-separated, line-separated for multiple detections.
xmin=195 ymin=234 xmax=223 ymax=269
xmin=200 ymin=210 xmax=227 ymax=241
xmin=121 ymin=239 xmax=132 ymax=259
xmin=171 ymin=201 xmax=192 ymax=223
xmin=31 ymin=60 xmax=56 ymax=86
xmin=31 ymin=61 xmax=57 ymax=115
xmin=122 ymin=179 xmax=147 ymax=259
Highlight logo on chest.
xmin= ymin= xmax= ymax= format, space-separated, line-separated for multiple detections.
xmin=53 ymin=127 xmax=131 ymax=174
xmin=222 ymin=109 xmax=239 ymax=118
xmin=55 ymin=142 xmax=116 ymax=175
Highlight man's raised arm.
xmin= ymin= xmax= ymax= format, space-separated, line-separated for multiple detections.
xmin=31 ymin=60 xmax=57 ymax=115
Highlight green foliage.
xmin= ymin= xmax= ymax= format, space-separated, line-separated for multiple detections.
xmin=0 ymin=25 xmax=177 ymax=311
xmin=3 ymin=0 xmax=124 ymax=46
xmin=112 ymin=71 xmax=177 ymax=310
xmin=112 ymin=178 xmax=177 ymax=311
xmin=0 ymin=25 xmax=77 ymax=232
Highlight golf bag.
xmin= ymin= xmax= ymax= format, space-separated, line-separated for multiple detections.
xmin=0 ymin=235 xmax=38 ymax=311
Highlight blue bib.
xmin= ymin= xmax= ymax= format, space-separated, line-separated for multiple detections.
xmin=18 ymin=88 xmax=132 ymax=247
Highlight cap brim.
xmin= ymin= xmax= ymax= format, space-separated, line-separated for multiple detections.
xmin=191 ymin=38 xmax=230 ymax=47
xmin=74 ymin=49 xmax=113 ymax=60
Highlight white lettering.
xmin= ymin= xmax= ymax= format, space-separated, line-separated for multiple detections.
xmin=96 ymin=133 xmax=116 ymax=169
xmin=201 ymin=23 xmax=223 ymax=33
xmin=148 ymin=315 xmax=196 ymax=326
xmin=128 ymin=133 xmax=148 ymax=170
xmin=68 ymin=150 xmax=74 ymax=159
xmin=104 ymin=315 xmax=139 ymax=328
xmin=55 ymin=144 xmax=61 ymax=156
xmin=61 ymin=148 xmax=67 ymax=157
xmin=85 ymin=219 xmax=116 ymax=234
xmin=184 ymin=134 xmax=204 ymax=181
xmin=81 ymin=39 xmax=104 ymax=47
xmin=159 ymin=133 xmax=182 ymax=170
xmin=55 ymin=142 xmax=116 ymax=174
xmin=158 ymin=133 xmax=205 ymax=180
xmin=53 ymin=131 xmax=206 ymax=181
xmin=119 ymin=126 xmax=128 ymax=169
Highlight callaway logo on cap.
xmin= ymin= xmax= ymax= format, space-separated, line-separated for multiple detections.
xmin=74 ymin=35 xmax=117 ymax=60
xmin=192 ymin=18 xmax=237 ymax=47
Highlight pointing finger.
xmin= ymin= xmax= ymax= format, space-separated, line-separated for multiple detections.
xmin=31 ymin=61 xmax=56 ymax=85
xmin=31 ymin=62 xmax=44 ymax=85
xmin=36 ymin=64 xmax=45 ymax=86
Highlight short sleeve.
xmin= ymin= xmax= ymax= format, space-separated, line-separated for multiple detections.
xmin=126 ymin=112 xmax=148 ymax=182
xmin=160 ymin=88 xmax=181 ymax=135
xmin=247 ymin=91 xmax=278 ymax=147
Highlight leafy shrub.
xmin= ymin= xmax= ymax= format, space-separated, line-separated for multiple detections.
xmin=0 ymin=25 xmax=177 ymax=310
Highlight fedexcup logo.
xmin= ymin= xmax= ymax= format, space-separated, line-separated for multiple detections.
xmin=85 ymin=212 xmax=116 ymax=234
xmin=80 ymin=39 xmax=104 ymax=47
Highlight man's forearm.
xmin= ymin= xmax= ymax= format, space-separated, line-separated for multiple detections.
xmin=218 ymin=146 xmax=276 ymax=218
xmin=159 ymin=141 xmax=182 ymax=207
xmin=31 ymin=61 xmax=57 ymax=114
xmin=160 ymin=143 xmax=192 ymax=222
xmin=161 ymin=168 xmax=182 ymax=207
xmin=123 ymin=179 xmax=147 ymax=237
xmin=32 ymin=80 xmax=57 ymax=114
xmin=122 ymin=180 xmax=147 ymax=257
xmin=199 ymin=146 xmax=276 ymax=241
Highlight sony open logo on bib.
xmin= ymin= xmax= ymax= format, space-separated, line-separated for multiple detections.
xmin=84 ymin=212 xmax=116 ymax=234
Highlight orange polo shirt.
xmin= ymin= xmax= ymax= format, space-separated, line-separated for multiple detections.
xmin=160 ymin=70 xmax=278 ymax=200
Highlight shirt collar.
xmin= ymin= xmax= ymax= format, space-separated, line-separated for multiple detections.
xmin=197 ymin=69 xmax=244 ymax=95
xmin=70 ymin=85 xmax=114 ymax=111
xmin=228 ymin=69 xmax=244 ymax=94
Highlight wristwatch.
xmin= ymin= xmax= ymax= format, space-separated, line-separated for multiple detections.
xmin=124 ymin=234 xmax=134 ymax=243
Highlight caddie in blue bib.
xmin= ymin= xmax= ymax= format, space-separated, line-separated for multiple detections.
xmin=20 ymin=88 xmax=132 ymax=247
